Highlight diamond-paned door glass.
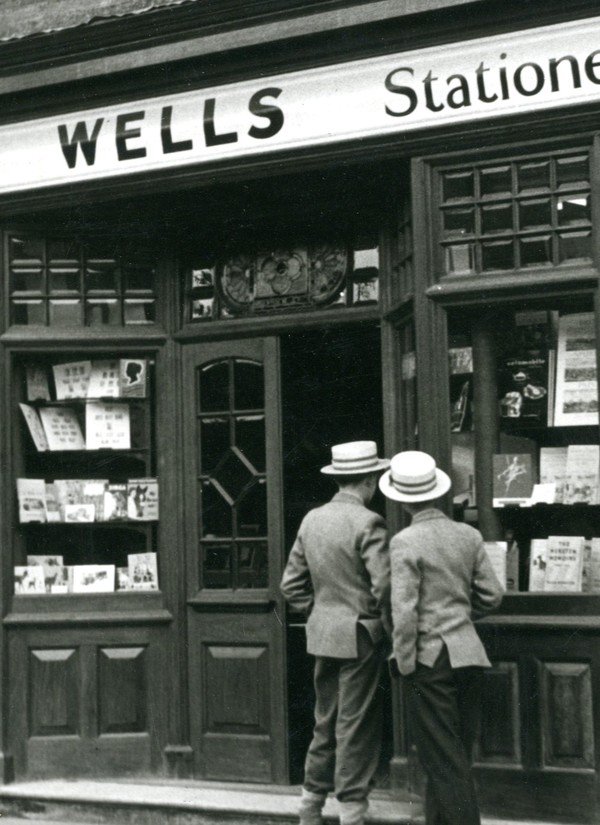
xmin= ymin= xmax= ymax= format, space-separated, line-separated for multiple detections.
xmin=7 ymin=232 xmax=158 ymax=327
xmin=197 ymin=357 xmax=268 ymax=589
xmin=438 ymin=149 xmax=592 ymax=276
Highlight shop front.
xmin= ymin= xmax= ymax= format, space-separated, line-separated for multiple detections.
xmin=1 ymin=2 xmax=600 ymax=822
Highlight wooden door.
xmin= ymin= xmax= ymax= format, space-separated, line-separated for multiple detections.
xmin=182 ymin=338 xmax=288 ymax=783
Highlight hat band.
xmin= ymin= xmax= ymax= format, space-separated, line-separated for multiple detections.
xmin=332 ymin=454 xmax=379 ymax=471
xmin=389 ymin=471 xmax=437 ymax=496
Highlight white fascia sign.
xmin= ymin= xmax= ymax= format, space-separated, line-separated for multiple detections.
xmin=2 ymin=15 xmax=600 ymax=194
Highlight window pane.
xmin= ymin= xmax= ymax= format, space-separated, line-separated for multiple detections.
xmin=445 ymin=244 xmax=474 ymax=274
xmin=202 ymin=543 xmax=232 ymax=588
xmin=199 ymin=361 xmax=230 ymax=412
xmin=236 ymin=542 xmax=268 ymax=589
xmin=12 ymin=300 xmax=44 ymax=325
xmin=86 ymin=299 xmax=120 ymax=326
xmin=49 ymin=299 xmax=81 ymax=325
xmin=48 ymin=238 xmax=79 ymax=263
xmin=443 ymin=208 xmax=475 ymax=236
xmin=557 ymin=155 xmax=589 ymax=188
xmin=520 ymin=236 xmax=552 ymax=267
xmin=480 ymin=166 xmax=511 ymax=197
xmin=442 ymin=171 xmax=474 ymax=201
xmin=200 ymin=418 xmax=229 ymax=472
xmin=558 ymin=231 xmax=592 ymax=262
xmin=11 ymin=268 xmax=43 ymax=292
xmin=10 ymin=235 xmax=44 ymax=263
xmin=124 ymin=299 xmax=155 ymax=324
xmin=86 ymin=261 xmax=119 ymax=292
xmin=519 ymin=199 xmax=552 ymax=230
xmin=236 ymin=416 xmax=266 ymax=473
xmin=482 ymin=241 xmax=514 ymax=270
xmin=482 ymin=204 xmax=512 ymax=234
xmin=352 ymin=243 xmax=379 ymax=304
xmin=123 ymin=264 xmax=155 ymax=292
xmin=201 ymin=481 xmax=232 ymax=538
xmin=234 ymin=360 xmax=264 ymax=410
xmin=517 ymin=161 xmax=550 ymax=191
xmin=557 ymin=195 xmax=591 ymax=226
xmin=49 ymin=267 xmax=80 ymax=293
xmin=237 ymin=480 xmax=267 ymax=537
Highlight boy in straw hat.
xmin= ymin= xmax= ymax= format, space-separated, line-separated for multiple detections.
xmin=380 ymin=450 xmax=503 ymax=825
xmin=281 ymin=441 xmax=392 ymax=825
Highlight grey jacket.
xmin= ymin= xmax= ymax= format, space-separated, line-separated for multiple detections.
xmin=390 ymin=508 xmax=503 ymax=675
xmin=280 ymin=490 xmax=392 ymax=658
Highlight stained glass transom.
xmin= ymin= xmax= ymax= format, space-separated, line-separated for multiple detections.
xmin=437 ymin=150 xmax=591 ymax=277
xmin=197 ymin=358 xmax=268 ymax=589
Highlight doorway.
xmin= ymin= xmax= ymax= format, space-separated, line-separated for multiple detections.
xmin=279 ymin=323 xmax=393 ymax=785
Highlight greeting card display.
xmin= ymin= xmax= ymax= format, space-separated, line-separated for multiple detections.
xmin=39 ymin=407 xmax=85 ymax=450
xmin=85 ymin=402 xmax=130 ymax=450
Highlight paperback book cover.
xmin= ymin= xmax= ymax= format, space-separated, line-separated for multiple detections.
xmin=14 ymin=566 xmax=45 ymax=594
xmin=52 ymin=360 xmax=92 ymax=400
xmin=554 ymin=312 xmax=598 ymax=426
xmin=119 ymin=359 xmax=147 ymax=398
xmin=528 ymin=539 xmax=548 ymax=592
xmin=127 ymin=478 xmax=159 ymax=521
xmin=19 ymin=403 xmax=50 ymax=451
xmin=103 ymin=483 xmax=128 ymax=521
xmin=492 ymin=453 xmax=535 ymax=505
xmin=27 ymin=555 xmax=65 ymax=593
xmin=583 ymin=538 xmax=600 ymax=593
xmin=39 ymin=406 xmax=85 ymax=450
xmin=128 ymin=552 xmax=159 ymax=590
xmin=563 ymin=444 xmax=599 ymax=505
xmin=87 ymin=360 xmax=121 ymax=398
xmin=539 ymin=446 xmax=568 ymax=504
xmin=71 ymin=565 xmax=115 ymax=593
xmin=85 ymin=402 xmax=130 ymax=450
xmin=16 ymin=478 xmax=46 ymax=523
xmin=25 ymin=365 xmax=51 ymax=401
xmin=544 ymin=535 xmax=585 ymax=592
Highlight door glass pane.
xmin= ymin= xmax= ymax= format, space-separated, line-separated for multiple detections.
xmin=201 ymin=481 xmax=232 ymax=538
xmin=234 ymin=360 xmax=264 ymax=410
xmin=236 ymin=416 xmax=266 ymax=472
xmin=199 ymin=361 xmax=230 ymax=412
xmin=200 ymin=418 xmax=230 ymax=472
xmin=237 ymin=480 xmax=267 ymax=537
xmin=211 ymin=448 xmax=255 ymax=503
xmin=236 ymin=542 xmax=268 ymax=589
xmin=202 ymin=543 xmax=232 ymax=588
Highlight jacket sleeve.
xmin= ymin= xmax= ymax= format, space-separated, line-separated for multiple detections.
xmin=390 ymin=532 xmax=420 ymax=675
xmin=471 ymin=539 xmax=504 ymax=620
xmin=359 ymin=514 xmax=392 ymax=637
xmin=280 ymin=525 xmax=314 ymax=615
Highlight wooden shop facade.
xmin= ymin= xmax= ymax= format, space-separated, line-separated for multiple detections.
xmin=1 ymin=1 xmax=600 ymax=822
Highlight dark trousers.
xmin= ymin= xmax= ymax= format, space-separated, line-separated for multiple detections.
xmin=304 ymin=627 xmax=384 ymax=802
xmin=404 ymin=646 xmax=483 ymax=825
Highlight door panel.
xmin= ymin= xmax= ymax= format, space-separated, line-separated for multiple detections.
xmin=183 ymin=338 xmax=288 ymax=783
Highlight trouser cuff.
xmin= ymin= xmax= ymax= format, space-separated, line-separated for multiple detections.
xmin=300 ymin=788 xmax=327 ymax=825
xmin=338 ymin=799 xmax=368 ymax=825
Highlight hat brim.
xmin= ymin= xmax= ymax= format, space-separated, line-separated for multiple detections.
xmin=321 ymin=458 xmax=390 ymax=476
xmin=379 ymin=467 xmax=452 ymax=502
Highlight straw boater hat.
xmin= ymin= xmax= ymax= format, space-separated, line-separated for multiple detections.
xmin=320 ymin=441 xmax=390 ymax=476
xmin=379 ymin=450 xmax=451 ymax=502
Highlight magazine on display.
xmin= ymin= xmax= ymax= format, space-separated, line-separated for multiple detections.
xmin=19 ymin=403 xmax=50 ymax=451
xmin=103 ymin=483 xmax=128 ymax=521
xmin=563 ymin=444 xmax=600 ymax=505
xmin=14 ymin=566 xmax=45 ymax=594
xmin=528 ymin=539 xmax=548 ymax=591
xmin=492 ymin=453 xmax=535 ymax=506
xmin=52 ymin=361 xmax=92 ymax=400
xmin=17 ymin=478 xmax=46 ymax=523
xmin=544 ymin=535 xmax=585 ymax=592
xmin=127 ymin=478 xmax=159 ymax=521
xmin=128 ymin=552 xmax=159 ymax=590
xmin=25 ymin=365 xmax=51 ymax=401
xmin=119 ymin=359 xmax=147 ymax=398
xmin=554 ymin=312 xmax=598 ymax=426
xmin=39 ymin=407 xmax=86 ymax=450
xmin=539 ymin=447 xmax=568 ymax=504
xmin=85 ymin=402 xmax=131 ymax=450
xmin=87 ymin=360 xmax=121 ymax=398
xmin=499 ymin=354 xmax=549 ymax=424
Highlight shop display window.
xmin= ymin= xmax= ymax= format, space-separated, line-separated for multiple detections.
xmin=12 ymin=352 xmax=159 ymax=595
xmin=186 ymin=234 xmax=380 ymax=322
xmin=437 ymin=149 xmax=592 ymax=277
xmin=6 ymin=231 xmax=158 ymax=327
xmin=448 ymin=301 xmax=599 ymax=595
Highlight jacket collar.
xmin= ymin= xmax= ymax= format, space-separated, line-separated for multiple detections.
xmin=332 ymin=490 xmax=365 ymax=506
xmin=410 ymin=507 xmax=448 ymax=524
